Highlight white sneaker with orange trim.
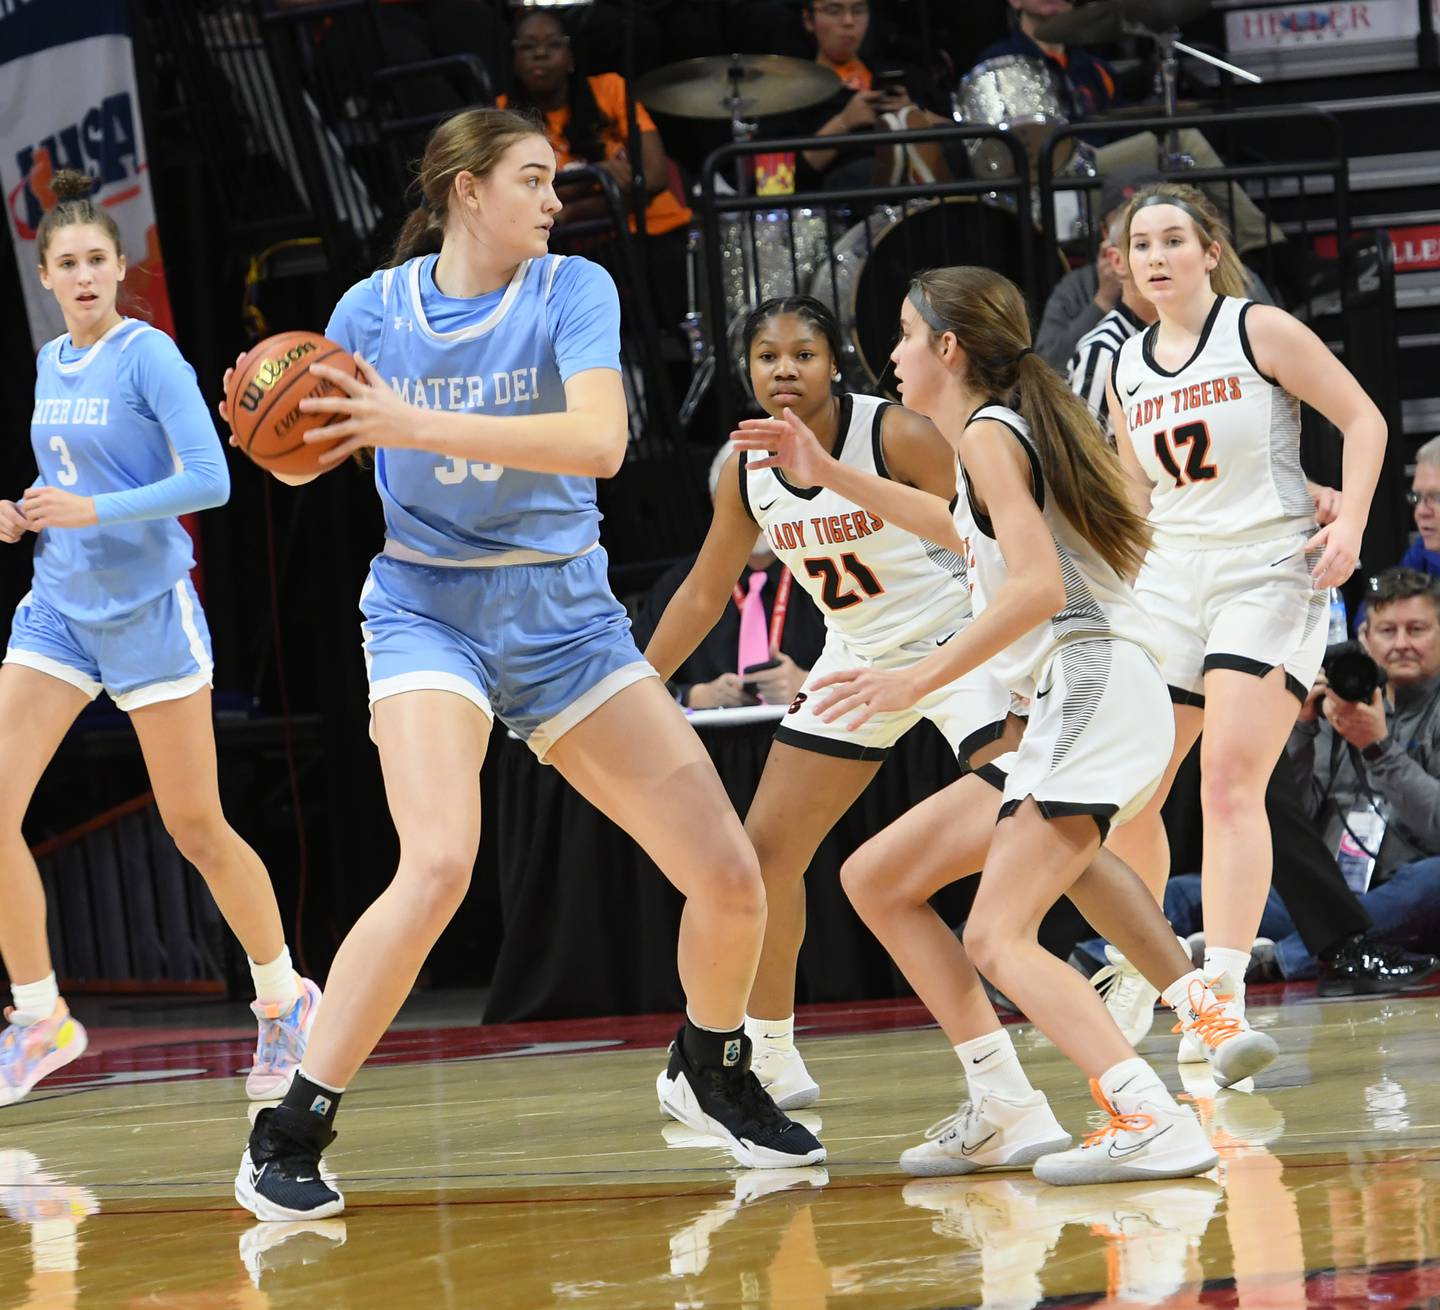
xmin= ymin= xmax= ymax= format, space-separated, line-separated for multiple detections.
xmin=1031 ymin=1080 xmax=1217 ymax=1186
xmin=1171 ymin=978 xmax=1276 ymax=1089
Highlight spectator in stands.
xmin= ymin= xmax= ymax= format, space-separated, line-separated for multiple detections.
xmin=770 ymin=0 xmax=956 ymax=191
xmin=1399 ymin=436 xmax=1440 ymax=576
xmin=976 ymin=1 xmax=1287 ymax=290
xmin=499 ymin=9 xmax=691 ymax=240
xmin=976 ymin=0 xmax=1117 ymax=119
xmin=630 ymin=444 xmax=825 ymax=709
xmin=1037 ymin=169 xmax=1275 ymax=371
xmin=1286 ymin=568 xmax=1440 ymax=978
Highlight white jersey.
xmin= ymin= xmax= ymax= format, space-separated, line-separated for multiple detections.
xmin=740 ymin=393 xmax=973 ymax=659
xmin=952 ymin=404 xmax=1158 ymax=696
xmin=1113 ymin=295 xmax=1314 ymax=547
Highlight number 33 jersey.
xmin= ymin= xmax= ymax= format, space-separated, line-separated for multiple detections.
xmin=1112 ymin=295 xmax=1315 ymax=547
xmin=739 ymin=393 xmax=974 ymax=659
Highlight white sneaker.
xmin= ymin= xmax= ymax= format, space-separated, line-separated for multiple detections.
xmin=900 ymin=1091 xmax=1072 ymax=1177
xmin=750 ymin=1042 xmax=820 ymax=1110
xmin=1091 ymin=946 xmax=1160 ymax=1045
xmin=1032 ymin=1081 xmax=1218 ymax=1185
xmin=1172 ymin=977 xmax=1276 ymax=1088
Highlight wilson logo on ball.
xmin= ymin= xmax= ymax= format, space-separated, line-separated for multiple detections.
xmin=236 ymin=340 xmax=322 ymax=413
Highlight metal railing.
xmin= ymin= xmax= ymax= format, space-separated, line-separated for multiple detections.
xmin=697 ymin=124 xmax=1037 ymax=435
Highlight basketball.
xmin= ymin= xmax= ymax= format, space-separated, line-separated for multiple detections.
xmin=226 ymin=330 xmax=362 ymax=475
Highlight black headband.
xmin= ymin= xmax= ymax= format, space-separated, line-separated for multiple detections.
xmin=907 ymin=284 xmax=947 ymax=333
xmin=1132 ymin=191 xmax=1215 ymax=232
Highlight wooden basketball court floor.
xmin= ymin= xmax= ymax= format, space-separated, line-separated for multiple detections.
xmin=2 ymin=984 xmax=1438 ymax=1309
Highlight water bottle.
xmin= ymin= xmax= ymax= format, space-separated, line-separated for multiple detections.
xmin=1328 ymin=588 xmax=1348 ymax=644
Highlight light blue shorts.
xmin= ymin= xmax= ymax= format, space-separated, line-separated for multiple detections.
xmin=360 ymin=545 xmax=656 ymax=760
xmin=4 ymin=579 xmax=214 ymax=711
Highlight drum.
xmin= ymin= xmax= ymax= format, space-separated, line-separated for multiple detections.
xmin=808 ymin=198 xmax=1067 ymax=396
xmin=685 ymin=208 xmax=835 ymax=381
xmin=957 ymin=55 xmax=1074 ymax=179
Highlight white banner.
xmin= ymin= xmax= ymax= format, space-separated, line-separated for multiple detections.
xmin=1 ymin=3 xmax=174 ymax=351
xmin=1228 ymin=0 xmax=1440 ymax=51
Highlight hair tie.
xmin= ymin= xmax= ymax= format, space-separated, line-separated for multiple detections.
xmin=1014 ymin=347 xmax=1034 ymax=364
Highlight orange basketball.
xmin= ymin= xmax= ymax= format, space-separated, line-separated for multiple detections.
xmin=227 ymin=331 xmax=362 ymax=475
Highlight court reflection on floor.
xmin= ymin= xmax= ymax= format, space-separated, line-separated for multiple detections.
xmin=4 ymin=1144 xmax=1438 ymax=1308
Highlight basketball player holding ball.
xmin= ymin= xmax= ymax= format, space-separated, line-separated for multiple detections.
xmin=228 ymin=108 xmax=823 ymax=1223
xmin=0 ymin=171 xmax=319 ymax=1107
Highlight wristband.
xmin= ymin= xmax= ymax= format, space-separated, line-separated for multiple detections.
xmin=1360 ymin=739 xmax=1389 ymax=763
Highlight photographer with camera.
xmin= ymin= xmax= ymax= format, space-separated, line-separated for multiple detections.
xmin=1286 ymin=567 xmax=1440 ymax=976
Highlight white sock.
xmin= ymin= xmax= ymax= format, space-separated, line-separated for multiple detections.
xmin=1098 ymin=1056 xmax=1176 ymax=1110
xmin=955 ymin=1029 xmax=1034 ymax=1102
xmin=744 ymin=1014 xmax=795 ymax=1051
xmin=249 ymin=947 xmax=300 ymax=1008
xmin=10 ymin=973 xmax=60 ymax=1027
xmin=1203 ymin=947 xmax=1252 ymax=1006
xmin=1161 ymin=968 xmax=1208 ymax=1013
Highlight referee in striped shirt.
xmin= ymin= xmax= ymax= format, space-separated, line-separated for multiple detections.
xmin=1066 ymin=203 xmax=1157 ymax=441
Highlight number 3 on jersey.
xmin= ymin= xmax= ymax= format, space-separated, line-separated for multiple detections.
xmin=1152 ymin=420 xmax=1218 ymax=488
xmin=49 ymin=436 xmax=79 ymax=487
xmin=804 ymin=552 xmax=884 ymax=611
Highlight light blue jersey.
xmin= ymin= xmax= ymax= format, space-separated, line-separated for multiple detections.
xmin=325 ymin=253 xmax=620 ymax=562
xmin=27 ymin=318 xmax=229 ymax=623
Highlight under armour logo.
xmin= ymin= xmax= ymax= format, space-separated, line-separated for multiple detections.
xmin=310 ymin=1095 xmax=332 ymax=1116
xmin=788 ymin=692 xmax=808 ymax=715
xmin=723 ymin=1039 xmax=742 ymax=1067
xmin=394 ymin=315 xmax=413 ymax=332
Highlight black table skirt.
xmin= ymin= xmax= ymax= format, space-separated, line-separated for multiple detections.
xmin=485 ymin=716 xmax=995 ymax=1022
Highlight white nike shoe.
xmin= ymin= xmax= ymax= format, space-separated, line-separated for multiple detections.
xmin=1172 ymin=977 xmax=1276 ymax=1088
xmin=1091 ymin=946 xmax=1160 ymax=1046
xmin=900 ymin=1091 xmax=1072 ymax=1177
xmin=1031 ymin=1081 xmax=1218 ymax=1186
xmin=750 ymin=1042 xmax=821 ymax=1110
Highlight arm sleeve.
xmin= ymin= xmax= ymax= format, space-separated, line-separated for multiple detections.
xmin=548 ymin=257 xmax=622 ymax=380
xmin=93 ymin=332 xmax=230 ymax=525
xmin=325 ymin=272 xmax=388 ymax=365
xmin=1035 ymin=268 xmax=1104 ymax=370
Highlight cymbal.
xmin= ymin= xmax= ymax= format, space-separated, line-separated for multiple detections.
xmin=1034 ymin=0 xmax=1210 ymax=44
xmin=634 ymin=54 xmax=842 ymax=120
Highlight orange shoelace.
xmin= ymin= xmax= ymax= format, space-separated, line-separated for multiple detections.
xmin=1081 ymin=1079 xmax=1155 ymax=1148
xmin=1169 ymin=978 xmax=1243 ymax=1046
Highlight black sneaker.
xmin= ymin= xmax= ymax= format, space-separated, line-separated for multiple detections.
xmin=1316 ymin=935 xmax=1440 ymax=997
xmin=235 ymin=1107 xmax=345 ymax=1221
xmin=655 ymin=1028 xmax=826 ymax=1169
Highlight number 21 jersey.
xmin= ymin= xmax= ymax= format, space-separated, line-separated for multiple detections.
xmin=740 ymin=393 xmax=973 ymax=659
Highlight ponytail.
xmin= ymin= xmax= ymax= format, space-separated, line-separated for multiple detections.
xmin=385 ymin=106 xmax=545 ymax=268
xmin=910 ymin=266 xmax=1152 ymax=579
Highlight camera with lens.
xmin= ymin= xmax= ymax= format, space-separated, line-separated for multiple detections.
xmin=1322 ymin=641 xmax=1387 ymax=703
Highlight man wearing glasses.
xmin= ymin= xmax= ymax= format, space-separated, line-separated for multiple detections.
xmin=1399 ymin=436 xmax=1440 ymax=576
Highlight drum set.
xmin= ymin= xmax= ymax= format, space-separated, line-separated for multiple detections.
xmin=634 ymin=0 xmax=1258 ymax=409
